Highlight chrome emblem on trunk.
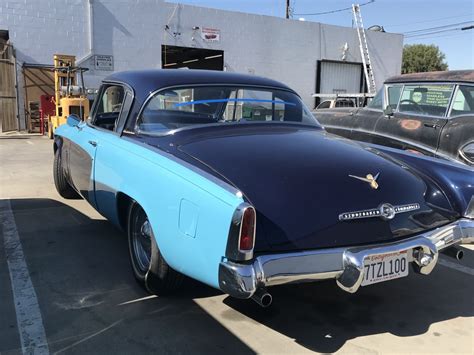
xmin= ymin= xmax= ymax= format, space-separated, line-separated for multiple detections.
xmin=348 ymin=172 xmax=380 ymax=189
xmin=339 ymin=203 xmax=420 ymax=221
xmin=379 ymin=203 xmax=396 ymax=220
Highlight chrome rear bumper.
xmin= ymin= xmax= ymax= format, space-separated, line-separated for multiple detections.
xmin=219 ymin=219 xmax=474 ymax=299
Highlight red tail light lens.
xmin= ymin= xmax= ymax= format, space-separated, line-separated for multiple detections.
xmin=239 ymin=207 xmax=255 ymax=251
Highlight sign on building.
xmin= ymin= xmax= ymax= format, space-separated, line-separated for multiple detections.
xmin=201 ymin=27 xmax=220 ymax=42
xmin=94 ymin=55 xmax=114 ymax=71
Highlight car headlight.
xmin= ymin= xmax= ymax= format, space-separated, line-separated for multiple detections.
xmin=459 ymin=142 xmax=474 ymax=165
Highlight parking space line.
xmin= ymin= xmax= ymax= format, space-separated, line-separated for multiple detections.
xmin=438 ymin=258 xmax=474 ymax=276
xmin=53 ymin=319 xmax=123 ymax=354
xmin=0 ymin=199 xmax=49 ymax=354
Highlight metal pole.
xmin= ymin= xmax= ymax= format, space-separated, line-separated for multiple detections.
xmin=286 ymin=0 xmax=290 ymax=19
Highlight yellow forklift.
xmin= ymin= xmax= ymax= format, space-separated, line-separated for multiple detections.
xmin=47 ymin=54 xmax=90 ymax=138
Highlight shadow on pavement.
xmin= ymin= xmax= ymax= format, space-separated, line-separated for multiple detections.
xmin=2 ymin=198 xmax=253 ymax=354
xmin=223 ymin=249 xmax=474 ymax=353
xmin=2 ymin=198 xmax=473 ymax=353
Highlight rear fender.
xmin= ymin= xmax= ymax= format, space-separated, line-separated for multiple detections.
xmin=93 ymin=133 xmax=245 ymax=289
xmin=372 ymin=144 xmax=474 ymax=216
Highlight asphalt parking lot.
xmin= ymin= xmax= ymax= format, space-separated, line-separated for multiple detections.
xmin=1 ymin=134 xmax=473 ymax=354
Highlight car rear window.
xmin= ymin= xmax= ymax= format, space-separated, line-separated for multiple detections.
xmin=136 ymin=86 xmax=319 ymax=134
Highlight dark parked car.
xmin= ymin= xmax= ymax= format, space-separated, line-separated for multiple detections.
xmin=315 ymin=70 xmax=474 ymax=166
xmin=53 ymin=70 xmax=473 ymax=307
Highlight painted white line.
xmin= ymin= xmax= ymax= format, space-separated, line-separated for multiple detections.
xmin=26 ymin=140 xmax=34 ymax=145
xmin=438 ymin=257 xmax=474 ymax=276
xmin=0 ymin=199 xmax=49 ymax=354
xmin=53 ymin=319 xmax=123 ymax=354
xmin=118 ymin=294 xmax=158 ymax=306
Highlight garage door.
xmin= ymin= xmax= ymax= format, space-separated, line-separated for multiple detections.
xmin=0 ymin=41 xmax=18 ymax=132
xmin=318 ymin=61 xmax=363 ymax=95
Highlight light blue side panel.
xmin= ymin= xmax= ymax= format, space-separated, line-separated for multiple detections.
xmin=92 ymin=131 xmax=244 ymax=289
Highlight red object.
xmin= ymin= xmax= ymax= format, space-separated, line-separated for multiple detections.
xmin=40 ymin=95 xmax=55 ymax=135
xmin=239 ymin=207 xmax=255 ymax=251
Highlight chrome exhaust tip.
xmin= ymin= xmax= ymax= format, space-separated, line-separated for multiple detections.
xmin=251 ymin=288 xmax=273 ymax=308
xmin=442 ymin=246 xmax=464 ymax=261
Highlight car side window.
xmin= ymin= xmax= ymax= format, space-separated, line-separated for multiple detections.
xmin=367 ymin=88 xmax=383 ymax=110
xmin=317 ymin=101 xmax=331 ymax=109
xmin=398 ymin=84 xmax=453 ymax=117
xmin=92 ymin=84 xmax=125 ymax=131
xmin=450 ymin=85 xmax=474 ymax=117
xmin=387 ymin=85 xmax=402 ymax=109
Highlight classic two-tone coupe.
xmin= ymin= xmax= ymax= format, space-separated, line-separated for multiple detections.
xmin=53 ymin=70 xmax=474 ymax=307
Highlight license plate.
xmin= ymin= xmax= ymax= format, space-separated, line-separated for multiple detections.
xmin=361 ymin=250 xmax=409 ymax=286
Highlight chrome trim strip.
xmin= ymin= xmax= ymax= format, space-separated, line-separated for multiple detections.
xmin=219 ymin=218 xmax=474 ymax=299
xmin=339 ymin=203 xmax=420 ymax=221
xmin=120 ymin=135 xmax=243 ymax=197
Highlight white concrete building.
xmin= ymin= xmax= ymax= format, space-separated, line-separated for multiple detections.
xmin=0 ymin=0 xmax=403 ymax=131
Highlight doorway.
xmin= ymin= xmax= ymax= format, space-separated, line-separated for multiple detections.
xmin=0 ymin=30 xmax=18 ymax=132
xmin=161 ymin=45 xmax=224 ymax=71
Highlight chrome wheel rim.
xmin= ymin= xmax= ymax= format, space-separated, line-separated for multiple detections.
xmin=133 ymin=218 xmax=152 ymax=273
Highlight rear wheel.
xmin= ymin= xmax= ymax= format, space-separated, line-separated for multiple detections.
xmin=53 ymin=149 xmax=80 ymax=199
xmin=127 ymin=202 xmax=183 ymax=294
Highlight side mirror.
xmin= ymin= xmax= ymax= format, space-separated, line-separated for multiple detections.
xmin=66 ymin=114 xmax=81 ymax=127
xmin=383 ymin=105 xmax=394 ymax=117
xmin=459 ymin=142 xmax=474 ymax=164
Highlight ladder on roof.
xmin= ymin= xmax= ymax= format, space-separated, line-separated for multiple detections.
xmin=352 ymin=4 xmax=376 ymax=94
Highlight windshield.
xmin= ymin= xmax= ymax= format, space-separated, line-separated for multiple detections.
xmin=136 ymin=86 xmax=319 ymax=133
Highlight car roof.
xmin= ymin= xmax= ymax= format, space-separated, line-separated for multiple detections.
xmin=104 ymin=69 xmax=296 ymax=95
xmin=385 ymin=70 xmax=474 ymax=84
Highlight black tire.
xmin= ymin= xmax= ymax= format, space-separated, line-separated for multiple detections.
xmin=127 ymin=202 xmax=183 ymax=294
xmin=53 ymin=149 xmax=80 ymax=199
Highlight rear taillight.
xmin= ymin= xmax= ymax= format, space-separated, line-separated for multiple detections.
xmin=226 ymin=203 xmax=256 ymax=261
xmin=239 ymin=207 xmax=256 ymax=251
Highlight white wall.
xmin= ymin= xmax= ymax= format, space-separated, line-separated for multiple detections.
xmin=0 ymin=0 xmax=403 ymax=127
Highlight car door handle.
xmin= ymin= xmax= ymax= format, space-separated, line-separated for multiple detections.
xmin=88 ymin=140 xmax=97 ymax=147
xmin=424 ymin=123 xmax=440 ymax=129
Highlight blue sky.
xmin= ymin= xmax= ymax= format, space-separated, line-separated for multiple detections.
xmin=171 ymin=0 xmax=474 ymax=70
